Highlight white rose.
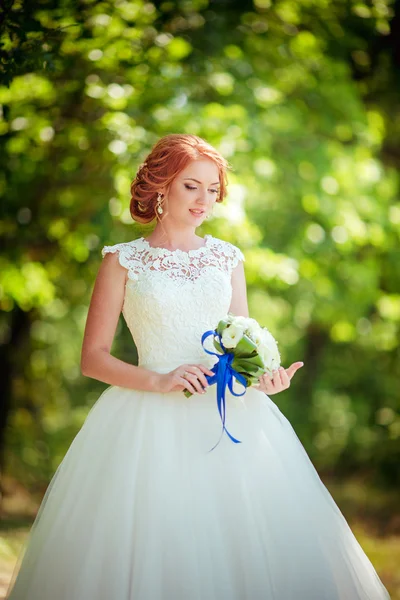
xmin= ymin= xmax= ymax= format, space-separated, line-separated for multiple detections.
xmin=259 ymin=345 xmax=272 ymax=363
xmin=230 ymin=315 xmax=248 ymax=328
xmin=247 ymin=323 xmax=263 ymax=347
xmin=270 ymin=356 xmax=280 ymax=371
xmin=249 ymin=330 xmax=263 ymax=347
xmin=221 ymin=324 xmax=244 ymax=348
xmin=259 ymin=329 xmax=280 ymax=370
xmin=261 ymin=328 xmax=279 ymax=351
xmin=245 ymin=318 xmax=261 ymax=336
xmin=230 ymin=316 xmax=262 ymax=342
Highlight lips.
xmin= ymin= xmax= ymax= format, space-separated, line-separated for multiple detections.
xmin=189 ymin=209 xmax=205 ymax=215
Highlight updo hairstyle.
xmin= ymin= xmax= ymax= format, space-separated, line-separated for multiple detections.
xmin=130 ymin=134 xmax=231 ymax=224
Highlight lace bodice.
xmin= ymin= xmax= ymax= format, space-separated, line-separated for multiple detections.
xmin=101 ymin=235 xmax=245 ymax=373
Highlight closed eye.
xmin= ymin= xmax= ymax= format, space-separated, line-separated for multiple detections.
xmin=185 ymin=184 xmax=219 ymax=194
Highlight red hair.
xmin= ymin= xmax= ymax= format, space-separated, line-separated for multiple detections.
xmin=130 ymin=134 xmax=232 ymax=224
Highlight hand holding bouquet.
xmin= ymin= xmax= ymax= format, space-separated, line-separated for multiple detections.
xmin=183 ymin=313 xmax=284 ymax=451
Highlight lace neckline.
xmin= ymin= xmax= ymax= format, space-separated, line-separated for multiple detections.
xmin=137 ymin=234 xmax=213 ymax=257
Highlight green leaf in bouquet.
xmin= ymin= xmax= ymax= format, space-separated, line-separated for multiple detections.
xmin=233 ymin=334 xmax=258 ymax=356
xmin=213 ymin=338 xmax=224 ymax=354
xmin=216 ymin=318 xmax=230 ymax=336
xmin=252 ymin=366 xmax=265 ymax=378
xmin=235 ymin=352 xmax=264 ymax=369
xmin=232 ymin=357 xmax=265 ymax=376
xmin=249 ymin=353 xmax=265 ymax=368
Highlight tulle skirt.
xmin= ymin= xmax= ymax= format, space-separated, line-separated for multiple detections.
xmin=6 ymin=376 xmax=391 ymax=599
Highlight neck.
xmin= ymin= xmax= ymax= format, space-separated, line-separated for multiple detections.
xmin=147 ymin=225 xmax=201 ymax=249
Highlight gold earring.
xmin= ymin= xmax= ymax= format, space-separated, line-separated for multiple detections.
xmin=156 ymin=192 xmax=163 ymax=215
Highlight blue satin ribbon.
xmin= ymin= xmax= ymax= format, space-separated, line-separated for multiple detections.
xmin=201 ymin=329 xmax=247 ymax=452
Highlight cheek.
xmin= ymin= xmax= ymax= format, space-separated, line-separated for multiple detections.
xmin=169 ymin=188 xmax=191 ymax=210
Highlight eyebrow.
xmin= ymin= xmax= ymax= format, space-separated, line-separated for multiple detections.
xmin=184 ymin=178 xmax=220 ymax=185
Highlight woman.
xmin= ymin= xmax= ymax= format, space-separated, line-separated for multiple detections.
xmin=7 ymin=134 xmax=391 ymax=599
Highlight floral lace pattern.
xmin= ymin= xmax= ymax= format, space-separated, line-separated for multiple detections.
xmin=101 ymin=235 xmax=244 ymax=283
xmin=101 ymin=235 xmax=245 ymax=372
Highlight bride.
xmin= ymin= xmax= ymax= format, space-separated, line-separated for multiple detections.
xmin=6 ymin=134 xmax=391 ymax=599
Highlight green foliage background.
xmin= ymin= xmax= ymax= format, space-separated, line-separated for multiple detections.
xmin=1 ymin=0 xmax=399 ymax=499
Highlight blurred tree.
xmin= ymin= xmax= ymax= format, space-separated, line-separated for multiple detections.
xmin=0 ymin=0 xmax=71 ymax=86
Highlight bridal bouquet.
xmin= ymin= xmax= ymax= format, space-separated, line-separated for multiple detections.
xmin=183 ymin=313 xmax=281 ymax=451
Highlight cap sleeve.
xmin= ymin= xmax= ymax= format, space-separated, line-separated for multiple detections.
xmin=101 ymin=242 xmax=140 ymax=281
xmin=228 ymin=243 xmax=245 ymax=270
xmin=101 ymin=243 xmax=121 ymax=258
xmin=101 ymin=242 xmax=128 ymax=264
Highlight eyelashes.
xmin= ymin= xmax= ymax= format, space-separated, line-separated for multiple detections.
xmin=185 ymin=184 xmax=219 ymax=194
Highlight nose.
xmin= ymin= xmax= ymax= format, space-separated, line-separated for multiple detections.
xmin=196 ymin=189 xmax=209 ymax=205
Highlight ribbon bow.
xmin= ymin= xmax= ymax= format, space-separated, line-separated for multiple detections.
xmin=201 ymin=329 xmax=247 ymax=452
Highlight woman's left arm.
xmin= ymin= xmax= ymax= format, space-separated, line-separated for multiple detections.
xmin=229 ymin=258 xmax=303 ymax=395
xmin=229 ymin=260 xmax=249 ymax=318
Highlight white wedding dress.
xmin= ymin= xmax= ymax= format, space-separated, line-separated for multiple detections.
xmin=6 ymin=234 xmax=391 ymax=600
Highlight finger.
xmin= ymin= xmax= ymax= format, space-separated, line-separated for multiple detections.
xmin=179 ymin=375 xmax=197 ymax=394
xmin=178 ymin=371 xmax=199 ymax=394
xmin=188 ymin=369 xmax=208 ymax=393
xmin=258 ymin=376 xmax=275 ymax=395
xmin=286 ymin=362 xmax=304 ymax=380
xmin=272 ymin=370 xmax=281 ymax=386
xmin=265 ymin=372 xmax=275 ymax=385
xmin=278 ymin=367 xmax=290 ymax=388
xmin=183 ymin=371 xmax=206 ymax=394
xmin=181 ymin=379 xmax=197 ymax=394
xmin=261 ymin=373 xmax=275 ymax=391
xmin=197 ymin=364 xmax=214 ymax=377
xmin=191 ymin=366 xmax=210 ymax=388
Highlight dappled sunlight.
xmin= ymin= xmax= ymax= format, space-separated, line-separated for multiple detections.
xmin=1 ymin=0 xmax=398 ymax=596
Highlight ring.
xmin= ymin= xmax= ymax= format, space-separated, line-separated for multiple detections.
xmin=183 ymin=371 xmax=189 ymax=378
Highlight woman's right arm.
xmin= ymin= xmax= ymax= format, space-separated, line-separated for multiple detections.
xmin=80 ymin=251 xmax=160 ymax=392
